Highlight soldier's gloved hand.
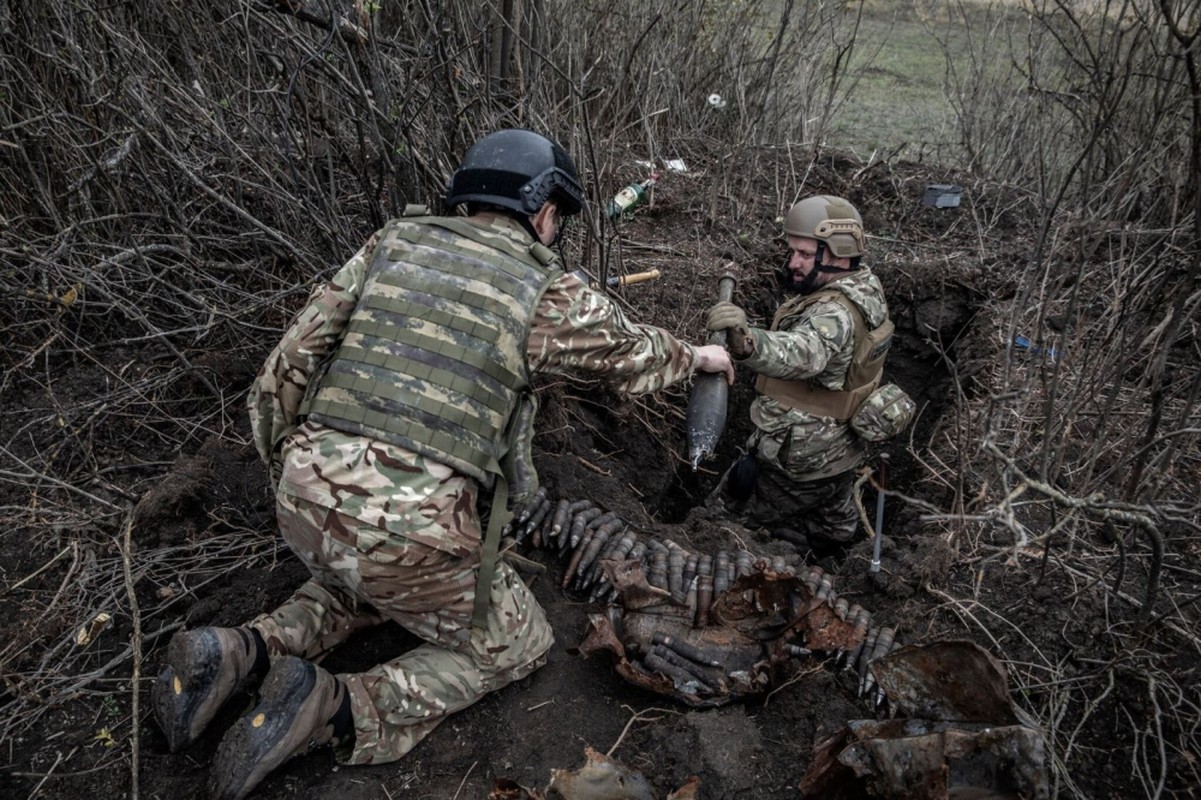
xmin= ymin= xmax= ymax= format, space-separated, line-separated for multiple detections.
xmin=707 ymin=301 xmax=754 ymax=357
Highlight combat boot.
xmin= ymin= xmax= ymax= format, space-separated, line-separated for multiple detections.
xmin=210 ymin=655 xmax=351 ymax=800
xmin=153 ymin=626 xmax=267 ymax=752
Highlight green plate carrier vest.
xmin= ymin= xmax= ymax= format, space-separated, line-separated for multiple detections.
xmin=300 ymin=215 xmax=560 ymax=482
xmin=755 ymin=284 xmax=894 ymax=421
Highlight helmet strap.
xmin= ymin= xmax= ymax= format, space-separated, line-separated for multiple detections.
xmin=517 ymin=215 xmax=540 ymax=243
xmin=790 ymin=241 xmax=858 ymax=294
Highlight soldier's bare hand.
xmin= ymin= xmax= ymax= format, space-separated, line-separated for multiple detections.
xmin=706 ymin=302 xmax=754 ymax=358
xmin=695 ymin=344 xmax=735 ymax=384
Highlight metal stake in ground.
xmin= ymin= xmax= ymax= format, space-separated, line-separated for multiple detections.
xmin=870 ymin=453 xmax=890 ymax=573
xmin=686 ymin=270 xmax=737 ymax=469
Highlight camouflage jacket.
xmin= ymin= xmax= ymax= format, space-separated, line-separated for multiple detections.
xmin=248 ymin=215 xmax=699 ymax=555
xmin=739 ymin=268 xmax=889 ymax=481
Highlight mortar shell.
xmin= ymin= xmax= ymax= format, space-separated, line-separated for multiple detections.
xmin=586 ymin=510 xmax=619 ymax=533
xmin=626 ymin=541 xmax=647 ymax=566
xmin=563 ymin=529 xmax=594 ymax=588
xmin=547 ymin=499 xmax=572 ymax=545
xmin=861 ymin=634 xmax=894 ymax=697
xmin=518 ymin=492 xmax=550 ymax=542
xmin=695 ymin=575 xmax=713 ymax=628
xmin=843 ymin=609 xmax=873 ymax=671
xmin=833 ymin=597 xmax=850 ymax=622
xmin=735 ymin=550 xmax=753 ymax=577
xmin=651 ymin=631 xmax=724 ymax=669
xmin=856 ymin=627 xmax=881 ymax=692
xmin=540 ymin=504 xmax=561 ymax=548
xmin=586 ymin=530 xmax=628 ymax=587
xmin=651 ymin=644 xmax=721 ymax=690
xmin=714 ymin=571 xmax=729 ymax=596
xmin=577 ymin=523 xmax=619 ymax=580
xmin=682 ymin=554 xmax=698 ymax=590
xmin=648 ymin=551 xmax=669 ymax=590
xmin=814 ymin=574 xmax=834 ymax=606
xmin=568 ymin=507 xmax=602 ymax=549
xmin=645 ymin=650 xmax=710 ymax=692
xmin=770 ymin=555 xmax=786 ymax=573
xmin=668 ymin=551 xmax=685 ymax=597
xmin=516 ymin=487 xmax=547 ymax=526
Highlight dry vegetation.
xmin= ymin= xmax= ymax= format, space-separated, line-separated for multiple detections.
xmin=1 ymin=0 xmax=1198 ymax=798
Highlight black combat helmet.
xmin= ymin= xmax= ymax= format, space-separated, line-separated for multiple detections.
xmin=446 ymin=129 xmax=584 ymax=216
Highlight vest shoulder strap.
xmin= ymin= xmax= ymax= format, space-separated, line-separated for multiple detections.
xmin=410 ymin=216 xmax=562 ymax=275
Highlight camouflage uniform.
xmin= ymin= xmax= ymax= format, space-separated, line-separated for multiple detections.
xmin=717 ymin=268 xmax=889 ymax=548
xmin=247 ymin=214 xmax=698 ymax=765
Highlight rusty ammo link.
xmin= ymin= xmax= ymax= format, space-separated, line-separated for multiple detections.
xmin=505 ymin=493 xmax=902 ymax=708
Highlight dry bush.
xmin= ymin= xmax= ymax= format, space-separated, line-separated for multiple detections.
xmin=915 ymin=0 xmax=1199 ymax=608
xmin=904 ymin=2 xmax=1201 ymax=795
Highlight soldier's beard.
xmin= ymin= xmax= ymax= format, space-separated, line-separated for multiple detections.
xmin=781 ymin=263 xmax=820 ymax=294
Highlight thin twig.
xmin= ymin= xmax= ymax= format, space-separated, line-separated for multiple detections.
xmin=450 ymin=760 xmax=477 ymax=800
xmin=120 ymin=510 xmax=141 ymax=800
xmin=606 ymin=705 xmax=678 ymax=757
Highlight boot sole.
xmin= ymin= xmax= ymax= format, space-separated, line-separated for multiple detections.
xmin=210 ymin=656 xmax=316 ymax=800
xmin=152 ymin=629 xmax=227 ymax=752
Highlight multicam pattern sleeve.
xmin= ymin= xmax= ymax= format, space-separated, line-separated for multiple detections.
xmin=248 ymin=235 xmax=379 ymax=473
xmin=527 ymin=271 xmax=699 ymax=394
xmin=741 ymin=301 xmax=855 ymax=385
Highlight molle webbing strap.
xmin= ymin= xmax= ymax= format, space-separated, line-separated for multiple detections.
xmin=371 ymin=268 xmax=514 ymax=320
xmin=340 ymin=321 xmax=517 ymax=391
xmin=359 ymin=293 xmax=503 ymax=345
xmin=386 ymin=229 xmax=533 ymax=282
xmin=329 ymin=342 xmax=509 ymax=414
xmin=755 ymin=291 xmax=882 ymax=421
xmin=310 ymin=393 xmax=496 ymax=472
xmin=382 ymin=242 xmax=528 ymax=294
xmin=402 ymin=216 xmax=559 ymax=272
xmin=473 ymin=464 xmax=508 ymax=630
xmin=315 ymin=367 xmax=502 ymax=431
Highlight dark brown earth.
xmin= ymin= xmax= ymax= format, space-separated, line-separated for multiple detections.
xmin=2 ymin=147 xmax=1192 ymax=800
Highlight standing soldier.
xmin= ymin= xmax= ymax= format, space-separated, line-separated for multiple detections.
xmin=707 ymin=195 xmax=912 ymax=555
xmin=152 ymin=129 xmax=733 ymax=800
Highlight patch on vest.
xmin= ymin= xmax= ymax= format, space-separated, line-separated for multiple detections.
xmin=869 ymin=336 xmax=892 ymax=361
xmin=814 ymin=318 xmax=840 ymax=339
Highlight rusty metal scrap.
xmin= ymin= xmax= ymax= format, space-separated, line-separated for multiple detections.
xmin=799 ymin=641 xmax=1049 ymax=800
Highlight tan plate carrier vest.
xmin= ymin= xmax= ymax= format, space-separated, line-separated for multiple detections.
xmin=755 ymin=286 xmax=893 ymax=421
xmin=299 ymin=211 xmax=560 ymax=627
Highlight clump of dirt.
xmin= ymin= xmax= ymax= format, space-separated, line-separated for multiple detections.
xmin=132 ymin=437 xmax=271 ymax=548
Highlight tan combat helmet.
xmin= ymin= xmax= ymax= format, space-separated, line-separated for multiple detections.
xmin=783 ymin=195 xmax=865 ymax=259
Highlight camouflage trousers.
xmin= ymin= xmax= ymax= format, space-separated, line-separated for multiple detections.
xmin=249 ymin=491 xmax=553 ymax=765
xmin=712 ymin=458 xmax=863 ymax=549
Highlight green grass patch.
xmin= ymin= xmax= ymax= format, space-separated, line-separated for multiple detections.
xmin=823 ymin=1 xmax=1026 ymax=163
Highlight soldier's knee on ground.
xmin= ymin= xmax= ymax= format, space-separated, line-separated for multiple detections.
xmin=771 ymin=527 xmax=810 ymax=553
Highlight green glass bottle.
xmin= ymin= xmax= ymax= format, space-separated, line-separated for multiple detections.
xmin=605 ymin=174 xmax=659 ymax=221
